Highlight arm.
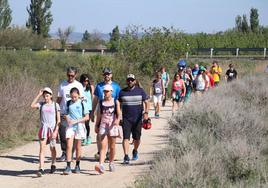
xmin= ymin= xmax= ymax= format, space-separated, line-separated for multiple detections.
xmin=182 ymin=81 xmax=186 ymax=96
xmin=31 ymin=90 xmax=43 ymax=108
xmin=143 ymin=100 xmax=149 ymax=120
xmin=52 ymin=110 xmax=61 ymax=139
xmin=162 ymin=81 xmax=165 ymax=96
xmin=114 ymin=100 xmax=121 ymax=125
xmin=56 ymin=97 xmax=62 ymax=105
xmin=90 ymin=95 xmax=99 ymax=122
xmin=95 ymin=108 xmax=101 ymax=133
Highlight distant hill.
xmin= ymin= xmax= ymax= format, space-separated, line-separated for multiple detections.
xmin=50 ymin=32 xmax=110 ymax=43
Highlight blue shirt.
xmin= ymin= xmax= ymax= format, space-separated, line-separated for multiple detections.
xmin=119 ymin=86 xmax=148 ymax=121
xmin=94 ymin=81 xmax=121 ymax=100
xmin=84 ymin=89 xmax=92 ymax=111
xmin=66 ymin=99 xmax=89 ymax=126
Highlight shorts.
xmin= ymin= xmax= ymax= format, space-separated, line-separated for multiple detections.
xmin=153 ymin=95 xmax=162 ymax=104
xmin=66 ymin=123 xmax=86 ymax=140
xmin=98 ymin=126 xmax=110 ymax=136
xmin=122 ymin=118 xmax=142 ymax=140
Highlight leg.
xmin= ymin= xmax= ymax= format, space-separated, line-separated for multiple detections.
xmin=39 ymin=139 xmax=47 ymax=170
xmin=122 ymin=118 xmax=132 ymax=163
xmin=99 ymin=134 xmax=108 ymax=164
xmin=50 ymin=146 xmax=56 ymax=165
xmin=59 ymin=117 xmax=67 ymax=158
xmin=66 ymin=136 xmax=74 ymax=162
xmin=108 ymin=136 xmax=116 ymax=163
xmin=132 ymin=119 xmax=142 ymax=161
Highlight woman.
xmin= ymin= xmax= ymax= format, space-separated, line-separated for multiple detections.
xmin=31 ymin=87 xmax=60 ymax=177
xmin=80 ymin=74 xmax=94 ymax=146
xmin=171 ymin=73 xmax=186 ymax=115
xmin=195 ymin=66 xmax=209 ymax=96
xmin=95 ymin=84 xmax=120 ymax=174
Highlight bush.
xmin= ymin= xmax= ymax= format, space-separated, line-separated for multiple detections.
xmin=135 ymin=75 xmax=268 ymax=188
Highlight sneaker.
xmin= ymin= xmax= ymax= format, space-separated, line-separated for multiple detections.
xmin=63 ymin=166 xmax=72 ymax=175
xmin=37 ymin=169 xmax=45 ymax=177
xmin=50 ymin=165 xmax=56 ymax=174
xmin=82 ymin=139 xmax=87 ymax=146
xmin=123 ymin=155 xmax=130 ymax=164
xmin=95 ymin=164 xmax=105 ymax=174
xmin=73 ymin=165 xmax=80 ymax=174
xmin=132 ymin=149 xmax=138 ymax=161
xmin=86 ymin=136 xmax=92 ymax=145
xmin=155 ymin=114 xmax=160 ymax=119
xmin=94 ymin=152 xmax=100 ymax=160
xmin=109 ymin=163 xmax=115 ymax=172
xmin=59 ymin=152 xmax=66 ymax=162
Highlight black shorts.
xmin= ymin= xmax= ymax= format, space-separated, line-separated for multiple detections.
xmin=122 ymin=118 xmax=142 ymax=140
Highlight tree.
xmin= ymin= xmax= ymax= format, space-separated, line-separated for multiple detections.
xmin=0 ymin=0 xmax=12 ymax=30
xmin=82 ymin=30 xmax=91 ymax=42
xmin=250 ymin=8 xmax=259 ymax=33
xmin=26 ymin=0 xmax=53 ymax=37
xmin=57 ymin=26 xmax=74 ymax=48
xmin=235 ymin=15 xmax=242 ymax=32
xmin=109 ymin=25 xmax=120 ymax=50
xmin=241 ymin=14 xmax=249 ymax=33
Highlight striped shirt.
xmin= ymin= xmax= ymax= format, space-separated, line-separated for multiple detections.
xmin=119 ymin=86 xmax=148 ymax=121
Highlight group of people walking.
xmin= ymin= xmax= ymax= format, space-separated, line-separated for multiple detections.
xmin=31 ymin=59 xmax=237 ymax=177
xmin=31 ymin=67 xmax=149 ymax=176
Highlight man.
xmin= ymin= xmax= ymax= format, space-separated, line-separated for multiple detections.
xmin=57 ymin=67 xmax=84 ymax=161
xmin=91 ymin=67 xmax=121 ymax=159
xmin=210 ymin=60 xmax=222 ymax=87
xmin=119 ymin=74 xmax=149 ymax=164
xmin=225 ymin=64 xmax=238 ymax=82
xmin=160 ymin=66 xmax=170 ymax=107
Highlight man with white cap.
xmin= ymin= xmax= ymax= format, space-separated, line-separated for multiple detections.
xmin=118 ymin=74 xmax=149 ymax=164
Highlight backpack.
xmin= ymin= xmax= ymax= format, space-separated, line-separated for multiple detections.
xmin=40 ymin=101 xmax=58 ymax=124
xmin=66 ymin=100 xmax=85 ymax=117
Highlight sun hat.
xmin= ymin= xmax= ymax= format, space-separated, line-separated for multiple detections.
xmin=43 ymin=87 xmax=53 ymax=95
xmin=103 ymin=84 xmax=113 ymax=91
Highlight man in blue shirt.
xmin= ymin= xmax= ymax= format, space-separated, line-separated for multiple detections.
xmin=119 ymin=74 xmax=149 ymax=164
xmin=91 ymin=67 xmax=121 ymax=160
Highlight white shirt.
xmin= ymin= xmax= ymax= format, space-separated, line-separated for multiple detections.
xmin=57 ymin=80 xmax=84 ymax=114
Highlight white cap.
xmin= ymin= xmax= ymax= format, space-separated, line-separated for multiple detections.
xmin=127 ymin=74 xmax=135 ymax=79
xmin=103 ymin=84 xmax=113 ymax=91
xmin=43 ymin=87 xmax=53 ymax=95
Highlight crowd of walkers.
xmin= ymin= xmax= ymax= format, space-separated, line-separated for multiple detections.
xmin=30 ymin=60 xmax=237 ymax=177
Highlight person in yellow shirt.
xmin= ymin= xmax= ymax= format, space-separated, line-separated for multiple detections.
xmin=210 ymin=60 xmax=222 ymax=86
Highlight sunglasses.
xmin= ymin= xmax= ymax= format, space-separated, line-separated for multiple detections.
xmin=83 ymin=79 xmax=89 ymax=82
xmin=127 ymin=78 xmax=135 ymax=82
xmin=104 ymin=90 xmax=111 ymax=93
xmin=67 ymin=74 xmax=75 ymax=78
xmin=103 ymin=73 xmax=111 ymax=76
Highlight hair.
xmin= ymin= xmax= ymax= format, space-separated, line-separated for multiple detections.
xmin=80 ymin=73 xmax=92 ymax=92
xmin=173 ymin=73 xmax=180 ymax=80
xmin=67 ymin=66 xmax=78 ymax=74
xmin=70 ymin=87 xmax=80 ymax=95
xmin=42 ymin=91 xmax=53 ymax=100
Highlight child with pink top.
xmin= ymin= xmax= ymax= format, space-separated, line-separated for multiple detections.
xmin=171 ymin=73 xmax=186 ymax=115
xmin=94 ymin=84 xmax=121 ymax=174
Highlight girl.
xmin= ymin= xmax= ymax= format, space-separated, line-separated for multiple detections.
xmin=171 ymin=73 xmax=186 ymax=115
xmin=95 ymin=84 xmax=120 ymax=174
xmin=150 ymin=71 xmax=165 ymax=118
xmin=80 ymin=74 xmax=94 ymax=146
xmin=63 ymin=87 xmax=89 ymax=175
xmin=195 ymin=66 xmax=209 ymax=96
xmin=31 ymin=87 xmax=60 ymax=177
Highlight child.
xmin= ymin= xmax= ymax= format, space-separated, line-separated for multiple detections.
xmin=95 ymin=84 xmax=120 ymax=174
xmin=31 ymin=87 xmax=60 ymax=177
xmin=63 ymin=87 xmax=89 ymax=175
xmin=150 ymin=71 xmax=165 ymax=118
xmin=171 ymin=73 xmax=186 ymax=115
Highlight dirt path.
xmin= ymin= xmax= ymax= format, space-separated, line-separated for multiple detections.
xmin=0 ymin=103 xmax=171 ymax=188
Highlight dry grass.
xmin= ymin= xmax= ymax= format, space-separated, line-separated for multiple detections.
xmin=135 ymin=74 xmax=268 ymax=188
xmin=0 ymin=73 xmax=40 ymax=150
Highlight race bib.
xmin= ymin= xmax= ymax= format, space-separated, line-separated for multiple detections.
xmin=155 ymin=88 xmax=162 ymax=94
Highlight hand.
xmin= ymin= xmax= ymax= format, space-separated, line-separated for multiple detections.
xmin=95 ymin=126 xmax=99 ymax=134
xmin=143 ymin=113 xmax=149 ymax=120
xmin=67 ymin=119 xmax=76 ymax=126
xmin=52 ymin=131 xmax=58 ymax=139
xmin=38 ymin=89 xmax=43 ymax=96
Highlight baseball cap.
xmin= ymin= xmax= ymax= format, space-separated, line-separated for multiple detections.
xmin=43 ymin=87 xmax=53 ymax=95
xmin=103 ymin=84 xmax=113 ymax=91
xmin=127 ymin=74 xmax=135 ymax=80
xmin=103 ymin=67 xmax=112 ymax=74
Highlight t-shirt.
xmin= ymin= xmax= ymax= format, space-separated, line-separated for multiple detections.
xmin=38 ymin=102 xmax=60 ymax=129
xmin=172 ymin=79 xmax=184 ymax=92
xmin=57 ymin=80 xmax=84 ymax=115
xmin=226 ymin=69 xmax=237 ymax=82
xmin=210 ymin=66 xmax=222 ymax=82
xmin=152 ymin=79 xmax=163 ymax=96
xmin=119 ymin=86 xmax=148 ymax=121
xmin=94 ymin=81 xmax=121 ymax=100
xmin=192 ymin=68 xmax=199 ymax=78
xmin=84 ymin=89 xmax=92 ymax=111
xmin=161 ymin=72 xmax=169 ymax=88
xmin=66 ymin=99 xmax=89 ymax=126
xmin=195 ymin=74 xmax=209 ymax=91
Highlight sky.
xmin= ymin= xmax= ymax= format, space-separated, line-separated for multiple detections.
xmin=9 ymin=0 xmax=268 ymax=34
